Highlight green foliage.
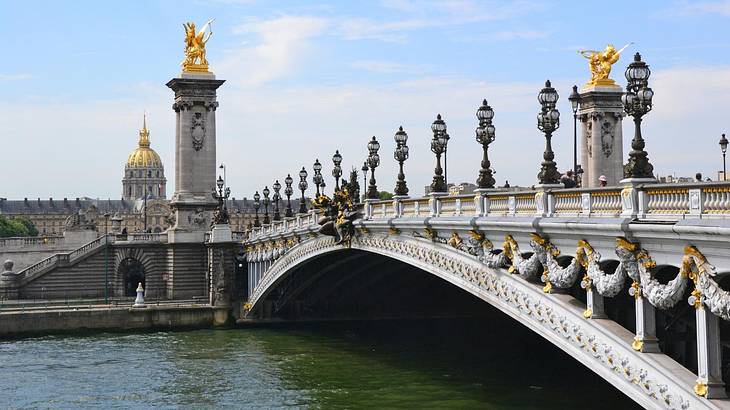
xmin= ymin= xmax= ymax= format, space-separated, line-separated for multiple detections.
xmin=378 ymin=191 xmax=394 ymax=200
xmin=0 ymin=215 xmax=38 ymax=238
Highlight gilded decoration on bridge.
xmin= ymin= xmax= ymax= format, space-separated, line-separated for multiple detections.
xmin=182 ymin=20 xmax=214 ymax=73
xmin=578 ymin=43 xmax=631 ymax=86
xmin=313 ymin=179 xmax=360 ymax=246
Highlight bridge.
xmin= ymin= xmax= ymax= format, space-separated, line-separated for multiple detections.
xmin=241 ymin=183 xmax=730 ymax=410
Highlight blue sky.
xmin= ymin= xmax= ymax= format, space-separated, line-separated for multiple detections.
xmin=2 ymin=0 xmax=730 ymax=199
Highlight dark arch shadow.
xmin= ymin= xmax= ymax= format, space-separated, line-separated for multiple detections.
xmin=118 ymin=257 xmax=145 ymax=297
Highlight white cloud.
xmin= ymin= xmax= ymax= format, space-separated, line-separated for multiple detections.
xmin=350 ymin=60 xmax=423 ymax=74
xmin=219 ymin=16 xmax=328 ymax=87
xmin=0 ymin=73 xmax=33 ymax=81
xmin=337 ymin=0 xmax=546 ymax=42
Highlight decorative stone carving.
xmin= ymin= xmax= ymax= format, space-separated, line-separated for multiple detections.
xmin=191 ymin=111 xmax=206 ymax=151
xmin=601 ymin=119 xmax=614 ymax=158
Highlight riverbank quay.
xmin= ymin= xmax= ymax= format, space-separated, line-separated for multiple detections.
xmin=0 ymin=301 xmax=232 ymax=338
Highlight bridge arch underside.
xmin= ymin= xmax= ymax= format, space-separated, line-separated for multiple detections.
xmin=249 ymin=236 xmax=724 ymax=409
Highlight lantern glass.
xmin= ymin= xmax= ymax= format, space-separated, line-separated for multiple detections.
xmin=332 ymin=150 xmax=342 ymax=165
xmin=254 ymin=191 xmax=260 ymax=202
xmin=263 ymin=186 xmax=270 ymax=197
xmin=299 ymin=167 xmax=307 ymax=179
xmin=313 ymin=159 xmax=322 ymax=172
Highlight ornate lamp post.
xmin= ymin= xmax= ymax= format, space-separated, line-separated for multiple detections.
xmin=313 ymin=159 xmax=323 ymax=197
xmin=273 ymin=180 xmax=282 ymax=221
xmin=475 ymin=99 xmax=496 ymax=189
xmin=568 ymin=85 xmax=581 ymax=182
xmin=621 ymin=52 xmax=655 ymax=179
xmin=393 ymin=126 xmax=409 ymax=196
xmin=361 ymin=161 xmax=369 ymax=201
xmin=366 ymin=136 xmax=381 ymax=199
xmin=430 ymin=114 xmax=448 ymax=193
xmin=720 ymin=133 xmax=729 ymax=181
xmin=103 ymin=212 xmax=110 ymax=303
xmin=332 ymin=150 xmax=343 ymax=191
xmin=262 ymin=186 xmax=270 ymax=225
xmin=284 ymin=174 xmax=294 ymax=217
xmin=253 ymin=191 xmax=261 ymax=227
xmin=536 ymin=80 xmax=561 ymax=185
xmin=298 ymin=167 xmax=308 ymax=213
xmin=212 ymin=175 xmax=231 ymax=224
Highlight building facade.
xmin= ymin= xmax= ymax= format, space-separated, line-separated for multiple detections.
xmin=0 ymin=117 xmax=256 ymax=236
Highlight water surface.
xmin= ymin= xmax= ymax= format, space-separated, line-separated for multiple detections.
xmin=0 ymin=318 xmax=640 ymax=409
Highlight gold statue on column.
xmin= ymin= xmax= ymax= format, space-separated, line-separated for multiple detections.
xmin=182 ymin=19 xmax=214 ymax=73
xmin=578 ymin=43 xmax=632 ymax=86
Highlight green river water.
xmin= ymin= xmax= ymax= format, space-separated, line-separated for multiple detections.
xmin=0 ymin=318 xmax=640 ymax=409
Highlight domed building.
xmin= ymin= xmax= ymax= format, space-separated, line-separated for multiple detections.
xmin=122 ymin=116 xmax=166 ymax=200
xmin=1 ymin=115 xmax=258 ymax=236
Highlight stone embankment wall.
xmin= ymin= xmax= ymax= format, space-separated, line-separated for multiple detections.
xmin=0 ymin=306 xmax=230 ymax=337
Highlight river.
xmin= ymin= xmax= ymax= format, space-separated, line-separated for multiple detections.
xmin=0 ymin=318 xmax=640 ymax=409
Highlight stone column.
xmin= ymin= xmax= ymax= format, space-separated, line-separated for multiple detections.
xmin=0 ymin=260 xmax=19 ymax=300
xmin=207 ymin=240 xmax=235 ymax=326
xmin=166 ymin=73 xmax=225 ymax=243
xmin=578 ymin=86 xmax=624 ymax=187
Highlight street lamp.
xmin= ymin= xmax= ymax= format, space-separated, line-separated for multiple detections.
xmin=284 ymin=174 xmax=294 ymax=217
xmin=253 ymin=191 xmax=261 ymax=227
xmin=262 ymin=186 xmax=270 ymax=225
xmin=273 ymin=180 xmax=282 ymax=221
xmin=720 ymin=133 xmax=728 ymax=181
xmin=298 ymin=167 xmax=308 ymax=214
xmin=621 ymin=52 xmax=655 ymax=179
xmin=393 ymin=126 xmax=409 ymax=196
xmin=212 ymin=175 xmax=231 ymax=225
xmin=536 ymin=80 xmax=561 ymax=185
xmin=568 ymin=85 xmax=581 ymax=182
xmin=366 ymin=136 xmax=381 ymax=199
xmin=332 ymin=150 xmax=343 ymax=191
xmin=475 ymin=99 xmax=496 ymax=189
xmin=313 ymin=159 xmax=323 ymax=197
xmin=361 ymin=161 xmax=369 ymax=201
xmin=430 ymin=114 xmax=448 ymax=193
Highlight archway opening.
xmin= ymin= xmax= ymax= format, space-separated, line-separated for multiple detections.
xmin=119 ymin=257 xmax=145 ymax=297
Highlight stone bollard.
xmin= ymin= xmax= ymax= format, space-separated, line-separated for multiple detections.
xmin=0 ymin=260 xmax=19 ymax=300
xmin=133 ymin=282 xmax=146 ymax=308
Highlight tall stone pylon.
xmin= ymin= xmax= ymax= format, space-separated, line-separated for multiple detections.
xmin=166 ymin=70 xmax=225 ymax=243
xmin=578 ymin=85 xmax=624 ymax=187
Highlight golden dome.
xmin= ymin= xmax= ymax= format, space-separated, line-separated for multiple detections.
xmin=126 ymin=115 xmax=163 ymax=168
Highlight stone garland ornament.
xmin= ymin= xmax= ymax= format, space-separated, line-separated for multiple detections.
xmin=502 ymin=235 xmax=543 ymax=281
xmin=685 ymin=245 xmax=730 ymax=321
xmin=530 ymin=234 xmax=583 ymax=293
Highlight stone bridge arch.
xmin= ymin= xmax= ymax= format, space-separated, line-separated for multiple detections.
xmin=247 ymin=233 xmax=712 ymax=410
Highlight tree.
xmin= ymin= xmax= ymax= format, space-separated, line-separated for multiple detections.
xmin=0 ymin=215 xmax=38 ymax=237
xmin=378 ymin=191 xmax=394 ymax=200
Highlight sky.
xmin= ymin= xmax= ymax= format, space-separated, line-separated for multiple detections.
xmin=2 ymin=0 xmax=730 ymax=200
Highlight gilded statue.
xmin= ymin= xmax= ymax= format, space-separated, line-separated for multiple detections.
xmin=578 ymin=43 xmax=631 ymax=86
xmin=182 ymin=19 xmax=214 ymax=72
xmin=313 ymin=178 xmax=360 ymax=246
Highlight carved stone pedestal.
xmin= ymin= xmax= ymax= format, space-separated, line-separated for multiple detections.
xmin=166 ymin=73 xmax=225 ymax=243
xmin=579 ymin=85 xmax=624 ymax=187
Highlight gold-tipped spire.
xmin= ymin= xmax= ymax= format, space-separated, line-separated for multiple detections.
xmin=139 ymin=112 xmax=150 ymax=148
xmin=126 ymin=112 xmax=162 ymax=168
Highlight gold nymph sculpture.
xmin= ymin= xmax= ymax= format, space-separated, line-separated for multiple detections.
xmin=578 ymin=43 xmax=632 ymax=86
xmin=182 ymin=19 xmax=214 ymax=73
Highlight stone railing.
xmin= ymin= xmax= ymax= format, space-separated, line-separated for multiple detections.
xmin=354 ymin=182 xmax=730 ymax=221
xmin=113 ymin=232 xmax=168 ymax=243
xmin=15 ymin=234 xmax=113 ymax=283
xmin=245 ymin=182 xmax=730 ymax=243
xmin=0 ymin=235 xmax=65 ymax=248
